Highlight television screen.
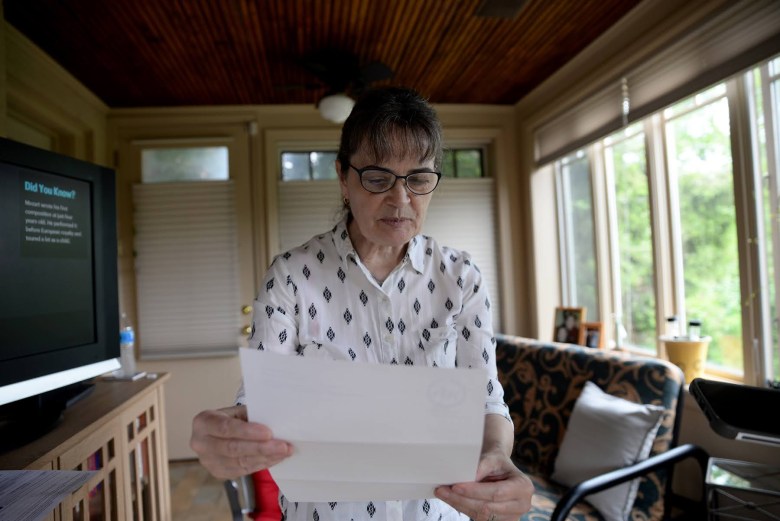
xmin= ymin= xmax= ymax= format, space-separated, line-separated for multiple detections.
xmin=0 ymin=138 xmax=120 ymax=408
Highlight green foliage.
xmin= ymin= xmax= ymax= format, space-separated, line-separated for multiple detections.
xmin=441 ymin=150 xmax=455 ymax=177
xmin=669 ymin=97 xmax=742 ymax=368
xmin=455 ymin=150 xmax=483 ymax=178
xmin=611 ymin=133 xmax=656 ymax=348
xmin=442 ymin=149 xmax=484 ymax=178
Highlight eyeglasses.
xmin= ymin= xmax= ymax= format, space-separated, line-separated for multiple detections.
xmin=347 ymin=163 xmax=441 ymax=195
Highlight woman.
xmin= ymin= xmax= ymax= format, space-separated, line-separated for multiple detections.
xmin=190 ymin=86 xmax=533 ymax=521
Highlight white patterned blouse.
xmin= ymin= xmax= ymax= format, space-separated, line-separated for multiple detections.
xmin=237 ymin=216 xmax=511 ymax=521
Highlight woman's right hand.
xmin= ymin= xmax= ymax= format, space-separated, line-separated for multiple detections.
xmin=190 ymin=405 xmax=293 ymax=479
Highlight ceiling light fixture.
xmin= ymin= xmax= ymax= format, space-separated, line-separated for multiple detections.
xmin=317 ymin=92 xmax=355 ymax=124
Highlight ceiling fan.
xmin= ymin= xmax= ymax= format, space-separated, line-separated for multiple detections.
xmin=291 ymin=48 xmax=395 ymax=123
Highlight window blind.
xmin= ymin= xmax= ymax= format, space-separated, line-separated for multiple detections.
xmin=422 ymin=178 xmax=501 ymax=330
xmin=277 ymin=178 xmax=501 ymax=329
xmin=277 ymin=180 xmax=343 ymax=252
xmin=132 ymin=181 xmax=241 ymax=358
xmin=535 ymin=0 xmax=780 ymax=166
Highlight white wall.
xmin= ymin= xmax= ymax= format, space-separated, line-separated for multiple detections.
xmin=136 ymin=357 xmax=242 ymax=459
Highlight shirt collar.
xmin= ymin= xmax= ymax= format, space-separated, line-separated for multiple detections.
xmin=405 ymin=234 xmax=425 ymax=273
xmin=332 ymin=217 xmax=356 ymax=264
xmin=332 ymin=216 xmax=425 ymax=274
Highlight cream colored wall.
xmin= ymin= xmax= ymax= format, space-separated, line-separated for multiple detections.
xmin=135 ymin=357 xmax=243 ymax=460
xmin=3 ymin=24 xmax=108 ymax=162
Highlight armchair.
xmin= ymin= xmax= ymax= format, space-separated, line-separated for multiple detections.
xmin=495 ymin=334 xmax=708 ymax=521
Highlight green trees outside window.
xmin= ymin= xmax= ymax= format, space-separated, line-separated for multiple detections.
xmin=665 ymin=92 xmax=742 ymax=370
xmin=604 ymin=126 xmax=656 ymax=350
xmin=441 ymin=149 xmax=484 ymax=178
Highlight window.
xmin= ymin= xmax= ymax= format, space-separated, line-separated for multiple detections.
xmin=551 ymin=56 xmax=780 ymax=382
xmin=141 ymin=146 xmax=229 ymax=182
xmin=556 ymin=151 xmax=599 ymax=321
xmin=663 ymin=87 xmax=742 ymax=372
xmin=441 ymin=148 xmax=485 ymax=178
xmin=603 ymin=123 xmax=656 ymax=349
xmin=753 ymin=56 xmax=780 ymax=382
xmin=531 ymin=0 xmax=780 ymax=383
xmin=281 ymin=151 xmax=338 ymax=181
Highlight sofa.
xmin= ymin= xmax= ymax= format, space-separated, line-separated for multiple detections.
xmin=494 ymin=333 xmax=708 ymax=521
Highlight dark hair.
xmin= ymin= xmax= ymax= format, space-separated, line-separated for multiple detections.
xmin=337 ymin=86 xmax=443 ymax=174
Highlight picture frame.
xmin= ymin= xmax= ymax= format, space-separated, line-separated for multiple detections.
xmin=553 ymin=306 xmax=587 ymax=345
xmin=582 ymin=322 xmax=604 ymax=349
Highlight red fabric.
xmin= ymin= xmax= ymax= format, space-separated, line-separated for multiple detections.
xmin=249 ymin=469 xmax=282 ymax=521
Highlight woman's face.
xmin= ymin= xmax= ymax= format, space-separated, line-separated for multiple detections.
xmin=338 ymin=146 xmax=435 ymax=251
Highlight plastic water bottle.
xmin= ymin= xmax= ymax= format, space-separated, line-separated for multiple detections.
xmin=119 ymin=313 xmax=137 ymax=377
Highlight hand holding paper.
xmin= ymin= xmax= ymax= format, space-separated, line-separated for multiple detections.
xmin=239 ymin=348 xmax=487 ymax=502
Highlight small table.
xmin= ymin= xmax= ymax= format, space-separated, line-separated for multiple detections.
xmin=706 ymin=458 xmax=780 ymax=520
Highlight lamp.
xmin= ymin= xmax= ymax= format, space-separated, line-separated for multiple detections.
xmin=317 ymin=93 xmax=355 ymax=124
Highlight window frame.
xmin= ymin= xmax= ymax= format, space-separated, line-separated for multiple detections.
xmin=555 ymin=149 xmax=603 ymax=321
xmin=756 ymin=59 xmax=780 ymax=383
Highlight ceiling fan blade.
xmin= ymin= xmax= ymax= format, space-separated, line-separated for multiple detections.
xmin=294 ymin=49 xmax=394 ymax=97
xmin=298 ymin=48 xmax=360 ymax=92
xmin=273 ymin=82 xmax=322 ymax=91
xmin=360 ymin=61 xmax=394 ymax=83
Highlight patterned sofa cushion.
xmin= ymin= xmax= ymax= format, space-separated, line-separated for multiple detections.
xmin=494 ymin=334 xmax=685 ymax=521
xmin=515 ymin=460 xmax=604 ymax=521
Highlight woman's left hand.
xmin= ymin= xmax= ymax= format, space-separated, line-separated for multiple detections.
xmin=435 ymin=448 xmax=533 ymax=521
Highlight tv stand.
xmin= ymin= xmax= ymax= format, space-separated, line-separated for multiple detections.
xmin=63 ymin=380 xmax=96 ymax=408
xmin=0 ymin=373 xmax=171 ymax=521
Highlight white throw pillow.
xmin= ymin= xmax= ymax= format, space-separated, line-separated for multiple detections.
xmin=551 ymin=380 xmax=665 ymax=521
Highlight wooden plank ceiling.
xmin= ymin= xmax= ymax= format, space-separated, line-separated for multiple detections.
xmin=3 ymin=0 xmax=641 ymax=108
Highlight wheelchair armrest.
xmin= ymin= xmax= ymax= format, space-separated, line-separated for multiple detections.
xmin=224 ymin=475 xmax=256 ymax=521
xmin=550 ymin=443 xmax=709 ymax=521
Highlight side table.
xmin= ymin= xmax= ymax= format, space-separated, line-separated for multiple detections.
xmin=706 ymin=458 xmax=780 ymax=520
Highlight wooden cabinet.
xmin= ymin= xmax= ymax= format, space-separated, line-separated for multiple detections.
xmin=0 ymin=374 xmax=171 ymax=521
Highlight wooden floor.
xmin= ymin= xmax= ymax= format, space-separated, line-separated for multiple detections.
xmin=169 ymin=459 xmax=233 ymax=521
